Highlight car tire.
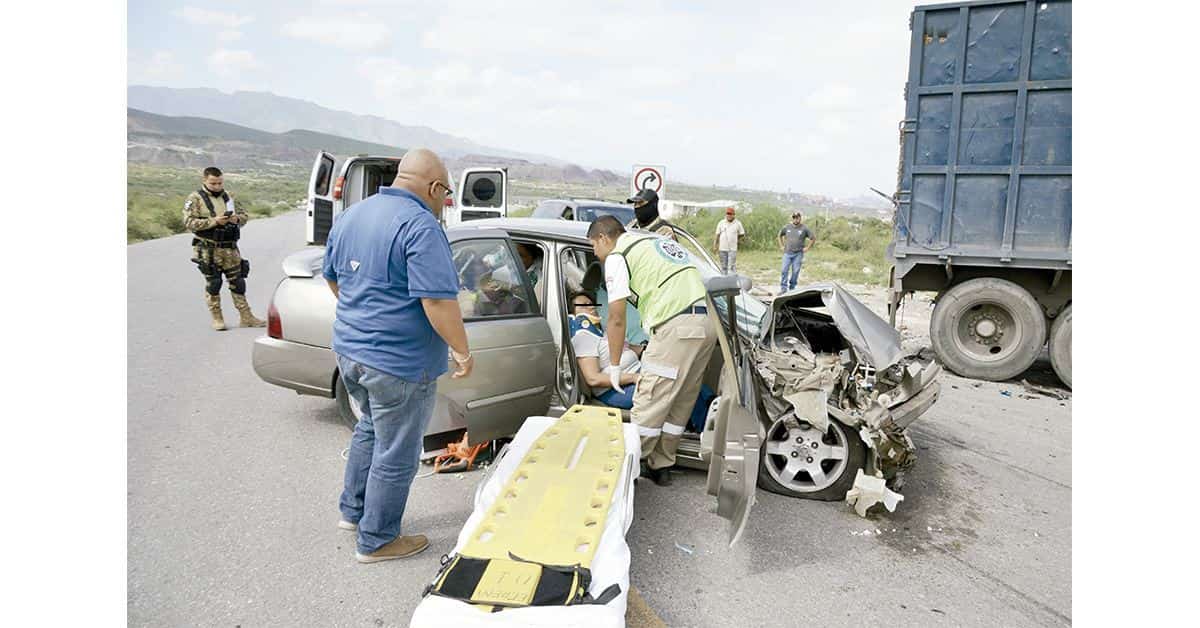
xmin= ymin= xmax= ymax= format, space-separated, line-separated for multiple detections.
xmin=757 ymin=414 xmax=866 ymax=501
xmin=930 ymin=278 xmax=1047 ymax=382
xmin=1049 ymin=304 xmax=1072 ymax=388
xmin=335 ymin=375 xmax=362 ymax=430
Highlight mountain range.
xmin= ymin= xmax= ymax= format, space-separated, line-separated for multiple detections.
xmin=128 ymin=85 xmax=563 ymax=165
xmin=126 ymin=107 xmax=624 ymax=187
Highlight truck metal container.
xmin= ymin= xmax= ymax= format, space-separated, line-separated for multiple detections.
xmin=888 ymin=0 xmax=1071 ymax=386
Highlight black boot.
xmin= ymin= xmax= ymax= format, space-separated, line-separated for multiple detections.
xmin=640 ymin=462 xmax=673 ymax=487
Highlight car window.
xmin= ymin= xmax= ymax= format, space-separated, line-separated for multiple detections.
xmin=511 ymin=240 xmax=546 ymax=312
xmin=532 ymin=200 xmax=564 ymax=219
xmin=452 ymin=239 xmax=536 ymax=320
xmin=673 ymin=226 xmax=767 ymax=338
xmin=578 ymin=205 xmax=635 ymax=225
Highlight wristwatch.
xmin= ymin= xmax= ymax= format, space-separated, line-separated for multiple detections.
xmin=451 ymin=350 xmax=472 ymax=364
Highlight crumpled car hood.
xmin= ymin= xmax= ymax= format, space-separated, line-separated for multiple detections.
xmin=764 ymin=283 xmax=905 ymax=370
xmin=746 ymin=282 xmax=940 ymax=517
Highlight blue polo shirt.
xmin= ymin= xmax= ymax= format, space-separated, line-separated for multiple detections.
xmin=322 ymin=187 xmax=459 ymax=381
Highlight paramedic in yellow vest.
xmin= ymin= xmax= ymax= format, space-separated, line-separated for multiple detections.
xmin=587 ymin=216 xmax=717 ymax=486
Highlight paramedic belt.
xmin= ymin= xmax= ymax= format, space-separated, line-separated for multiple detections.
xmin=192 ymin=237 xmax=238 ymax=249
xmin=424 ymin=552 xmax=618 ymax=610
xmin=652 ymin=301 xmax=707 ymax=333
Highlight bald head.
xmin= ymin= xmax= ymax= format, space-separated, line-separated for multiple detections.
xmin=391 ymin=148 xmax=451 ymax=215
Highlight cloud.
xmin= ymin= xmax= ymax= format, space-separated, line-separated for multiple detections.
xmin=130 ymin=50 xmax=182 ymax=82
xmin=217 ymin=30 xmax=244 ymax=43
xmin=207 ymin=49 xmax=264 ymax=78
xmin=281 ymin=16 xmax=389 ymax=50
xmin=173 ymin=7 xmax=254 ymax=28
xmin=804 ymin=84 xmax=859 ymax=110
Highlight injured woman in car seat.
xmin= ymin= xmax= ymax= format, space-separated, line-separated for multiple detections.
xmin=570 ymin=291 xmax=714 ymax=425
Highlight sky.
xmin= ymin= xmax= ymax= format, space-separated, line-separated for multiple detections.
xmin=128 ymin=0 xmax=917 ymax=199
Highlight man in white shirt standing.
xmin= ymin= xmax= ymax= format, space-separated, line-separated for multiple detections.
xmin=713 ymin=206 xmax=745 ymax=275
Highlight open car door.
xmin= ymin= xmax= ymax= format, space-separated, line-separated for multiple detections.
xmin=306 ymin=151 xmax=336 ymax=245
xmin=441 ymin=229 xmax=556 ymax=443
xmin=703 ymin=274 xmax=763 ymax=546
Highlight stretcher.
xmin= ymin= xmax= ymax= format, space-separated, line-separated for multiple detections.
xmin=410 ymin=409 xmax=640 ymax=628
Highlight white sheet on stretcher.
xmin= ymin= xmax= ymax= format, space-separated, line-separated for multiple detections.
xmin=410 ymin=416 xmax=639 ymax=628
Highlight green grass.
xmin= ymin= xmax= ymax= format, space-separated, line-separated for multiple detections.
xmin=127 ymin=164 xmax=307 ymax=243
xmin=673 ymin=206 xmax=893 ymax=287
xmin=127 ymin=166 xmax=896 ymax=287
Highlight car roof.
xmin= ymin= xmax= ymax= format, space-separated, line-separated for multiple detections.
xmin=538 ymin=198 xmax=628 ymax=207
xmin=451 ymin=217 xmax=593 ymax=243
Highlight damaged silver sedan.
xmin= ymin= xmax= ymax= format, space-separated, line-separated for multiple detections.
xmin=667 ymin=230 xmax=941 ymax=539
xmin=253 ymin=218 xmax=940 ymax=544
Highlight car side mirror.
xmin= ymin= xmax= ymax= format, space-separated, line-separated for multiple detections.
xmin=704 ymin=274 xmax=750 ymax=298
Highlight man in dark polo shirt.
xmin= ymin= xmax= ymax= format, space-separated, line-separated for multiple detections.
xmin=322 ymin=148 xmax=474 ymax=564
xmin=778 ymin=211 xmax=816 ymax=294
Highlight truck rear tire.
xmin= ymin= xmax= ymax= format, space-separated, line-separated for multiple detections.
xmin=930 ymin=278 xmax=1046 ymax=382
xmin=1049 ymin=305 xmax=1072 ymax=388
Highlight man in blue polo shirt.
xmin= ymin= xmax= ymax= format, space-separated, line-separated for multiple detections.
xmin=322 ymin=148 xmax=474 ymax=564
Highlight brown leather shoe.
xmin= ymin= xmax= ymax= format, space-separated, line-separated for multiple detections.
xmin=355 ymin=534 xmax=429 ymax=563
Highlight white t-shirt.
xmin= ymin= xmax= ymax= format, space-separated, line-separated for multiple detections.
xmin=604 ymin=254 xmax=632 ymax=303
xmin=715 ymin=219 xmax=745 ymax=251
xmin=571 ymin=327 xmax=641 ymax=374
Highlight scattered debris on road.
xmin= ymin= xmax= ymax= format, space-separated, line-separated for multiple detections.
xmin=845 ymin=469 xmax=905 ymax=517
xmin=1020 ymin=378 xmax=1070 ymax=401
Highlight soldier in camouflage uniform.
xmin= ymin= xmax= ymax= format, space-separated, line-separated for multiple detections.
xmin=624 ymin=188 xmax=677 ymax=240
xmin=184 ymin=166 xmax=266 ymax=331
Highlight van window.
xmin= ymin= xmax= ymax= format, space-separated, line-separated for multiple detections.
xmin=314 ymin=159 xmax=333 ymax=196
xmin=461 ymin=171 xmax=503 ymax=208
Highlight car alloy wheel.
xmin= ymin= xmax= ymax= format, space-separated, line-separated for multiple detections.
xmin=762 ymin=414 xmax=850 ymax=493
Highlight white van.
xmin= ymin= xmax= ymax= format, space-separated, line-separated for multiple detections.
xmin=305 ymin=151 xmax=508 ymax=245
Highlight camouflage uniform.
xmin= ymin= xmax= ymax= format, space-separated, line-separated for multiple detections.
xmin=184 ymin=188 xmax=265 ymax=330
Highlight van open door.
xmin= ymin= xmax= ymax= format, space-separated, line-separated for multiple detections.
xmin=448 ymin=167 xmax=507 ymax=227
xmin=306 ymin=151 xmax=336 ymax=245
xmin=703 ymin=275 xmax=763 ymax=547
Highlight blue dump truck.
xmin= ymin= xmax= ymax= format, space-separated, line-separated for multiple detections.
xmin=888 ymin=0 xmax=1071 ymax=387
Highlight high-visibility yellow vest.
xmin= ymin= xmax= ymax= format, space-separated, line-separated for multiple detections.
xmin=611 ymin=232 xmax=706 ymax=331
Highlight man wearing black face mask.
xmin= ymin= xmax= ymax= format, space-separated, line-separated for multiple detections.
xmin=624 ymin=188 xmax=676 ymax=240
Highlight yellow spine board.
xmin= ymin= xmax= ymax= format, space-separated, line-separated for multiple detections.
xmin=462 ymin=404 xmax=626 ymax=569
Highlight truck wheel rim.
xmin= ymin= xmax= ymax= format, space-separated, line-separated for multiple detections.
xmin=763 ymin=414 xmax=849 ymax=492
xmin=952 ymin=300 xmax=1024 ymax=363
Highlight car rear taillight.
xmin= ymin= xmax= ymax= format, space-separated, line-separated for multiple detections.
xmin=333 ymin=176 xmax=345 ymax=200
xmin=267 ymin=300 xmax=282 ymax=339
xmin=444 ymin=197 xmax=454 ymax=207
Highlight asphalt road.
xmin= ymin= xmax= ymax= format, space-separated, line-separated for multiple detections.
xmin=128 ymin=210 xmax=1071 ymax=627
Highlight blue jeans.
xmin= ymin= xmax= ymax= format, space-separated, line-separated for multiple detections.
xmin=336 ymin=354 xmax=437 ymax=555
xmin=596 ymin=383 xmax=637 ymax=409
xmin=596 ymin=382 xmax=714 ymax=427
xmin=780 ymin=251 xmax=804 ymax=292
xmin=718 ymin=250 xmax=737 ymax=275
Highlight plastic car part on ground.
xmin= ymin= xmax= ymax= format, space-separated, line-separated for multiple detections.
xmin=433 ymin=433 xmax=491 ymax=474
xmin=844 ymin=469 xmax=905 ymax=517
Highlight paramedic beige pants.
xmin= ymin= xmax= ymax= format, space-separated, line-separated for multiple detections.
xmin=632 ymin=313 xmax=718 ymax=470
